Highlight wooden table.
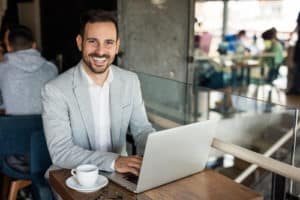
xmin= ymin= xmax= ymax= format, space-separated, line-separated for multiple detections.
xmin=49 ymin=169 xmax=263 ymax=200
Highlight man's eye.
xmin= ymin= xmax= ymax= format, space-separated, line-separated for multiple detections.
xmin=105 ymin=40 xmax=114 ymax=45
xmin=87 ymin=39 xmax=96 ymax=43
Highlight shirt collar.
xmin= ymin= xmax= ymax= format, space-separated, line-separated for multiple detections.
xmin=81 ymin=64 xmax=114 ymax=86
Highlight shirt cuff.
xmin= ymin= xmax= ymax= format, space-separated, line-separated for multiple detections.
xmin=110 ymin=159 xmax=116 ymax=171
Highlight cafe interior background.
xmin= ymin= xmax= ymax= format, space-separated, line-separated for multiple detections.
xmin=1 ymin=0 xmax=300 ymax=199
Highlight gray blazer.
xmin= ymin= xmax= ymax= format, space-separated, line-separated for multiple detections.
xmin=42 ymin=62 xmax=154 ymax=172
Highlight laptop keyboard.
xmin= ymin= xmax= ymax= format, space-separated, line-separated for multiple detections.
xmin=124 ymin=173 xmax=139 ymax=184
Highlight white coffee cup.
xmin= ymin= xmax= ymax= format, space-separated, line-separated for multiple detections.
xmin=71 ymin=164 xmax=99 ymax=187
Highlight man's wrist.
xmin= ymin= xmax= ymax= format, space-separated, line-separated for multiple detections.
xmin=111 ymin=156 xmax=121 ymax=171
xmin=110 ymin=159 xmax=116 ymax=171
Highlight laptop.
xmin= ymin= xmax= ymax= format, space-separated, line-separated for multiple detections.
xmin=100 ymin=120 xmax=217 ymax=193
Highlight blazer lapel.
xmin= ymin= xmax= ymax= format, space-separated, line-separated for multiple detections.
xmin=110 ymin=66 xmax=122 ymax=152
xmin=73 ymin=64 xmax=95 ymax=149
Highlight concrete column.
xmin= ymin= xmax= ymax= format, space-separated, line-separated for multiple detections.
xmin=118 ymin=0 xmax=194 ymax=83
xmin=222 ymin=0 xmax=229 ymax=39
xmin=118 ymin=0 xmax=195 ymax=124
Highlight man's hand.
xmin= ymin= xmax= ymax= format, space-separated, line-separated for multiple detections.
xmin=115 ymin=155 xmax=142 ymax=176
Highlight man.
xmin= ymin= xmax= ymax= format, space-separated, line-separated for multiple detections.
xmin=42 ymin=10 xmax=154 ymax=176
xmin=0 ymin=25 xmax=58 ymax=115
xmin=0 ymin=25 xmax=58 ymax=172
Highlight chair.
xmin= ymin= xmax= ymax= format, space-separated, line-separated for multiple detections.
xmin=0 ymin=115 xmax=53 ymax=200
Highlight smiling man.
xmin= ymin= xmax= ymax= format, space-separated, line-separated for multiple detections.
xmin=42 ymin=10 xmax=154 ymax=177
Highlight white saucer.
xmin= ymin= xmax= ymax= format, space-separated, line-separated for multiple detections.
xmin=65 ymin=175 xmax=108 ymax=193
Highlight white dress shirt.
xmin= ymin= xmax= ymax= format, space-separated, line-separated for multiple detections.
xmin=82 ymin=66 xmax=113 ymax=153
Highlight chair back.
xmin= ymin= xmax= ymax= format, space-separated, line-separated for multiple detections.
xmin=30 ymin=130 xmax=52 ymax=175
xmin=0 ymin=115 xmax=53 ymax=200
xmin=0 ymin=115 xmax=43 ymax=155
xmin=0 ymin=115 xmax=51 ymax=173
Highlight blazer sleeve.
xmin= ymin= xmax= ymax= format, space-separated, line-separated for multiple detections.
xmin=129 ymin=74 xmax=155 ymax=154
xmin=41 ymin=83 xmax=119 ymax=171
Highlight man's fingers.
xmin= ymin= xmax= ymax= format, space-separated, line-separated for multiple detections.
xmin=115 ymin=156 xmax=143 ymax=175
xmin=127 ymin=167 xmax=139 ymax=176
xmin=119 ymin=158 xmax=141 ymax=170
xmin=116 ymin=166 xmax=139 ymax=176
xmin=128 ymin=157 xmax=142 ymax=165
xmin=133 ymin=155 xmax=143 ymax=160
xmin=127 ymin=161 xmax=141 ymax=169
xmin=129 ymin=156 xmax=142 ymax=162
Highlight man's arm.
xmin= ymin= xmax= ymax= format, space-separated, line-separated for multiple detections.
xmin=128 ymin=74 xmax=155 ymax=154
xmin=42 ymin=83 xmax=119 ymax=171
xmin=113 ymin=74 xmax=154 ymax=175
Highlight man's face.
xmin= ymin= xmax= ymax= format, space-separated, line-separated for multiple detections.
xmin=76 ymin=22 xmax=120 ymax=74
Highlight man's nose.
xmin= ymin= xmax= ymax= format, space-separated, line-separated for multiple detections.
xmin=95 ymin=43 xmax=106 ymax=55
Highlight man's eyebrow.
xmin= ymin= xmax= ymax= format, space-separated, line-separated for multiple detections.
xmin=85 ymin=37 xmax=97 ymax=40
xmin=85 ymin=38 xmax=116 ymax=42
xmin=105 ymin=39 xmax=116 ymax=42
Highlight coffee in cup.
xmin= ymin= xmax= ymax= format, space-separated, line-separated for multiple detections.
xmin=71 ymin=164 xmax=99 ymax=187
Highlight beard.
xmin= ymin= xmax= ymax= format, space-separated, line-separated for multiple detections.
xmin=82 ymin=52 xmax=111 ymax=74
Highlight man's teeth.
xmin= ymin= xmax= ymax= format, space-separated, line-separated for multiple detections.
xmin=93 ymin=56 xmax=106 ymax=61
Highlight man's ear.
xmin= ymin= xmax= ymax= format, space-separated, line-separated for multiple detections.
xmin=116 ymin=38 xmax=120 ymax=54
xmin=32 ymin=42 xmax=37 ymax=49
xmin=6 ymin=44 xmax=13 ymax=52
xmin=76 ymin=35 xmax=82 ymax=51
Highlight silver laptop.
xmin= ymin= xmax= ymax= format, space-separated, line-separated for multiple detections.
xmin=101 ymin=120 xmax=217 ymax=193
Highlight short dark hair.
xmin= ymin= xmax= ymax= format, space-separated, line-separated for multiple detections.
xmin=238 ymin=30 xmax=246 ymax=37
xmin=8 ymin=25 xmax=34 ymax=51
xmin=262 ymin=27 xmax=276 ymax=40
xmin=79 ymin=9 xmax=118 ymax=38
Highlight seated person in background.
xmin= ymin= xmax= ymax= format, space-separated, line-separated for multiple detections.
xmin=218 ymin=30 xmax=247 ymax=54
xmin=42 ymin=9 xmax=155 ymax=179
xmin=0 ymin=25 xmax=58 ymax=115
xmin=194 ymin=20 xmax=212 ymax=55
xmin=261 ymin=27 xmax=284 ymax=82
xmin=0 ymin=25 xmax=58 ymax=172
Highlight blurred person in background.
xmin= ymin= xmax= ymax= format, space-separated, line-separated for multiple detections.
xmin=261 ymin=27 xmax=284 ymax=83
xmin=218 ymin=30 xmax=248 ymax=55
xmin=0 ymin=25 xmax=58 ymax=173
xmin=0 ymin=25 xmax=58 ymax=115
xmin=194 ymin=19 xmax=212 ymax=55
